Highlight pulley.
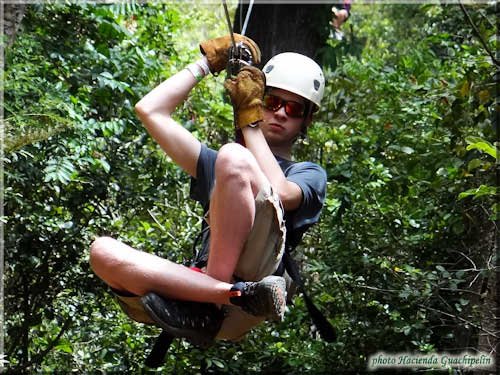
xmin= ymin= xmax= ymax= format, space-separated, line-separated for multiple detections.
xmin=222 ymin=0 xmax=255 ymax=77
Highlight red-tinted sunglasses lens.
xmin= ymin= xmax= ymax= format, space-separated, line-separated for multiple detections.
xmin=264 ymin=95 xmax=305 ymax=118
xmin=264 ymin=95 xmax=282 ymax=111
xmin=285 ymin=101 xmax=306 ymax=118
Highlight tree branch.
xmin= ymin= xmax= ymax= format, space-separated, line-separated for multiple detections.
xmin=418 ymin=304 xmax=500 ymax=339
xmin=26 ymin=314 xmax=74 ymax=369
xmin=458 ymin=2 xmax=500 ymax=67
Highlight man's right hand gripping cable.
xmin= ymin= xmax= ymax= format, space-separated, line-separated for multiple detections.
xmin=199 ymin=33 xmax=261 ymax=74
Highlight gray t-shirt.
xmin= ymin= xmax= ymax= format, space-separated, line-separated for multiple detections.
xmin=190 ymin=144 xmax=326 ymax=264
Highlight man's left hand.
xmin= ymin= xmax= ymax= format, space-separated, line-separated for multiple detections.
xmin=224 ymin=66 xmax=265 ymax=129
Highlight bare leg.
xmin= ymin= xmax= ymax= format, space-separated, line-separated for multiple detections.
xmin=89 ymin=144 xmax=269 ymax=306
xmin=206 ymin=143 xmax=269 ymax=282
xmin=89 ymin=236 xmax=232 ymax=305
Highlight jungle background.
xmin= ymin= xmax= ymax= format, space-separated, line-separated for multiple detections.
xmin=2 ymin=1 xmax=498 ymax=373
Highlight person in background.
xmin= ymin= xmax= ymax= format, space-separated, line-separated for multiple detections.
xmin=331 ymin=1 xmax=352 ymax=40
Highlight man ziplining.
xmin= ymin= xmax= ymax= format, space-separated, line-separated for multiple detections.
xmin=89 ymin=32 xmax=329 ymax=359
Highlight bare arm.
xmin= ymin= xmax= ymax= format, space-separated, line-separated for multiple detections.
xmin=242 ymin=126 xmax=303 ymax=211
xmin=135 ymin=59 xmax=210 ymax=178
xmin=223 ymin=66 xmax=303 ymax=210
xmin=331 ymin=8 xmax=349 ymax=30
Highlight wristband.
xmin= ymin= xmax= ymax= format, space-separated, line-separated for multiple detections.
xmin=186 ymin=57 xmax=210 ymax=82
xmin=186 ymin=62 xmax=204 ymax=82
xmin=197 ymin=57 xmax=211 ymax=76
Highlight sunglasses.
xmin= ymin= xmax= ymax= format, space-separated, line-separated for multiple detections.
xmin=263 ymin=94 xmax=306 ymax=118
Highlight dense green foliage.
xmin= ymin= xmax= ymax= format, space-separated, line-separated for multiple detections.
xmin=298 ymin=5 xmax=497 ymax=369
xmin=4 ymin=2 xmax=497 ymax=373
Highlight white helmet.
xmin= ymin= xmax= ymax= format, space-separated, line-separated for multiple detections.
xmin=263 ymin=52 xmax=325 ymax=109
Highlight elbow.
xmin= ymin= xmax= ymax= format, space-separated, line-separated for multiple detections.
xmin=134 ymin=100 xmax=162 ymax=130
xmin=134 ymin=100 xmax=148 ymax=122
xmin=134 ymin=99 xmax=174 ymax=127
xmin=280 ymin=196 xmax=300 ymax=212
xmin=278 ymin=188 xmax=302 ymax=212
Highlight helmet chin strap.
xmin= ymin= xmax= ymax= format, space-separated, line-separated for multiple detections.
xmin=299 ymin=126 xmax=308 ymax=139
xmin=299 ymin=102 xmax=315 ymax=138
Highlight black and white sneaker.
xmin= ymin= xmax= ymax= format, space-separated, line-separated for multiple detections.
xmin=141 ymin=293 xmax=224 ymax=348
xmin=229 ymin=275 xmax=287 ymax=321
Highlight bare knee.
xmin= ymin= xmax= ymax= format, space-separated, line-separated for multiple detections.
xmin=89 ymin=236 xmax=121 ymax=277
xmin=216 ymin=143 xmax=254 ymax=171
xmin=216 ymin=143 xmax=262 ymax=189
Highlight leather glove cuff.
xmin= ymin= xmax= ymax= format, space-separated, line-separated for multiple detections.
xmin=237 ymin=102 xmax=263 ymax=129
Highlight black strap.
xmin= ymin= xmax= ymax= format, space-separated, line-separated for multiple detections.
xmin=282 ymin=251 xmax=337 ymax=342
xmin=145 ymin=330 xmax=175 ymax=368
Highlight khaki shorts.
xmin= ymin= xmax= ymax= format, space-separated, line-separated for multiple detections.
xmin=113 ymin=184 xmax=287 ymax=341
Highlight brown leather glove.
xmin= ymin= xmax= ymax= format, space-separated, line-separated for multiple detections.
xmin=224 ymin=66 xmax=265 ymax=129
xmin=199 ymin=34 xmax=261 ymax=74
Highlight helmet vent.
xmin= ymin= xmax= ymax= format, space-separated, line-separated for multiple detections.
xmin=264 ymin=65 xmax=274 ymax=73
xmin=313 ymin=79 xmax=321 ymax=91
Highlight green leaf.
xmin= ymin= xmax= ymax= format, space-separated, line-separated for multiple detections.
xmin=43 ymin=158 xmax=76 ymax=185
xmin=467 ymin=158 xmax=484 ymax=171
xmin=458 ymin=185 xmax=496 ymax=200
xmin=401 ymin=146 xmax=415 ymax=154
xmin=55 ymin=341 xmax=73 ymax=354
xmin=212 ymin=359 xmax=225 ymax=368
xmin=465 ymin=137 xmax=496 ymax=159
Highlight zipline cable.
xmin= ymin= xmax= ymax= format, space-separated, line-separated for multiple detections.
xmin=221 ymin=0 xmax=236 ymax=47
xmin=241 ymin=0 xmax=254 ymax=36
xmin=222 ymin=0 xmax=254 ymax=39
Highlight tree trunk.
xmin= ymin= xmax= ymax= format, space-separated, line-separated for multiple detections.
xmin=473 ymin=227 xmax=499 ymax=374
xmin=456 ymin=210 xmax=499 ymax=374
xmin=3 ymin=4 xmax=27 ymax=47
xmin=233 ymin=3 xmax=331 ymax=66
